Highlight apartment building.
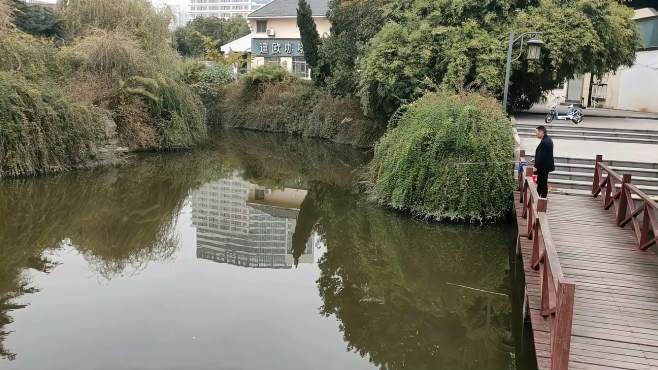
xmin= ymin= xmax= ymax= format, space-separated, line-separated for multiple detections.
xmin=191 ymin=177 xmax=314 ymax=269
xmin=189 ymin=0 xmax=269 ymax=19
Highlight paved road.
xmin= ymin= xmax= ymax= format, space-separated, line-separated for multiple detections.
xmin=520 ymin=138 xmax=658 ymax=163
xmin=516 ymin=114 xmax=658 ymax=163
xmin=524 ymin=105 xmax=658 ymax=120
xmin=516 ymin=113 xmax=658 ymax=131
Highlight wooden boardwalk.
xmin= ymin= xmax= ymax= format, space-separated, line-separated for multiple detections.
xmin=514 ymin=155 xmax=658 ymax=370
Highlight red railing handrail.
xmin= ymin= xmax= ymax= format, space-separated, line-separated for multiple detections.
xmin=598 ymin=163 xmax=622 ymax=182
xmin=592 ymin=155 xmax=658 ymax=251
xmin=625 ymin=183 xmax=658 ymax=210
xmin=537 ymin=212 xmax=565 ymax=283
xmin=517 ymin=156 xmax=575 ymax=370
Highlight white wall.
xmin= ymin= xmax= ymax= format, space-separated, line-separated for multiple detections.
xmin=248 ymin=17 xmax=331 ymax=38
xmin=615 ymin=50 xmax=658 ymax=112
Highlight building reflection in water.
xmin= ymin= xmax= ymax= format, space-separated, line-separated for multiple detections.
xmin=192 ymin=176 xmax=315 ymax=268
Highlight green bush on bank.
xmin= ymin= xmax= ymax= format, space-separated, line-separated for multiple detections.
xmin=369 ymin=92 xmax=515 ymax=222
xmin=0 ymin=71 xmax=110 ymax=177
xmin=191 ymin=64 xmax=233 ymax=125
xmin=240 ymin=64 xmax=293 ymax=96
xmin=218 ymin=66 xmax=383 ymax=147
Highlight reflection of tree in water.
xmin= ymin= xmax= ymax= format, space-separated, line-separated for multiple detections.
xmin=207 ymin=129 xmax=369 ymax=190
xmin=306 ymin=183 xmax=516 ymax=369
xmin=0 ymin=129 xmax=369 ymax=361
xmin=0 ymin=152 xmax=230 ymax=360
xmin=0 ymin=129 xmax=514 ymax=367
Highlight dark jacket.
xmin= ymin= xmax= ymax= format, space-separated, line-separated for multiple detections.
xmin=534 ymin=135 xmax=555 ymax=173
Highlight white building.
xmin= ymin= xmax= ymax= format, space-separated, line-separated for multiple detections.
xmin=247 ymin=0 xmax=330 ymax=78
xmin=167 ymin=4 xmax=189 ymax=29
xmin=189 ymin=0 xmax=270 ymax=20
xmin=191 ymin=177 xmax=314 ymax=269
xmin=548 ymin=6 xmax=658 ymax=113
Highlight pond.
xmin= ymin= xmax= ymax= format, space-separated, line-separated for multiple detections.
xmin=0 ymin=130 xmax=522 ymax=370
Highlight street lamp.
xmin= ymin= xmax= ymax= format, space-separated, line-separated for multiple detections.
xmin=526 ymin=38 xmax=545 ymax=60
xmin=502 ymin=32 xmax=544 ymax=110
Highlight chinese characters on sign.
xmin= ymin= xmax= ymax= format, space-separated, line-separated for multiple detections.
xmin=252 ymin=39 xmax=304 ymax=57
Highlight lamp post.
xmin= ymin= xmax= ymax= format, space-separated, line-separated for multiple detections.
xmin=502 ymin=32 xmax=545 ymax=110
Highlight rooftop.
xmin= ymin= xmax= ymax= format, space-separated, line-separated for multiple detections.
xmin=248 ymin=0 xmax=328 ymax=18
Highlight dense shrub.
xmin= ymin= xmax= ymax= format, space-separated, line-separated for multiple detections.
xmin=58 ymin=0 xmax=171 ymax=49
xmin=109 ymin=75 xmax=206 ymax=150
xmin=150 ymin=77 xmax=207 ymax=148
xmin=0 ymin=30 xmax=71 ymax=81
xmin=0 ymin=0 xmax=207 ymax=176
xmin=59 ymin=15 xmax=207 ymax=151
xmin=68 ymin=30 xmax=150 ymax=78
xmin=191 ymin=64 xmax=233 ymax=125
xmin=240 ymin=65 xmax=295 ymax=96
xmin=368 ymin=92 xmax=515 ymax=222
xmin=193 ymin=64 xmax=233 ymax=99
xmin=220 ymin=76 xmax=383 ymax=147
xmin=13 ymin=0 xmax=65 ymax=39
xmin=0 ymin=71 xmax=112 ymax=177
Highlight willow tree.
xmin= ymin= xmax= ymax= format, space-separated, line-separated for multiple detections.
xmin=369 ymin=92 xmax=515 ymax=222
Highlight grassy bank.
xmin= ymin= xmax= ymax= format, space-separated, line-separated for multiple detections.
xmin=213 ymin=66 xmax=383 ymax=148
xmin=0 ymin=0 xmax=206 ymax=178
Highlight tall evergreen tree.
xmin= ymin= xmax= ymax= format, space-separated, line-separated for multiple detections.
xmin=296 ymin=0 xmax=321 ymax=69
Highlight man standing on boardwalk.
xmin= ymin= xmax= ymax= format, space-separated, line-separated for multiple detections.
xmin=534 ymin=125 xmax=555 ymax=198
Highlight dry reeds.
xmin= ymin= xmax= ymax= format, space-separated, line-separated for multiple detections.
xmin=0 ymin=0 xmax=13 ymax=31
xmin=69 ymin=29 xmax=149 ymax=78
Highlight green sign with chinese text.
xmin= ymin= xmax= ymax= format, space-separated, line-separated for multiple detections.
xmin=251 ymin=38 xmax=304 ymax=57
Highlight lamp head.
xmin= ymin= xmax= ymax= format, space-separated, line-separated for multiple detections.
xmin=526 ymin=38 xmax=545 ymax=60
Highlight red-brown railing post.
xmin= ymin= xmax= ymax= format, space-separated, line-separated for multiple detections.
xmin=604 ymin=173 xmax=614 ymax=209
xmin=541 ymin=261 xmax=557 ymax=316
xmin=532 ymin=199 xmax=548 ymax=268
xmin=616 ymin=174 xmax=632 ymax=226
xmin=640 ymin=206 xmax=652 ymax=250
xmin=551 ymin=278 xmax=576 ymax=370
xmin=592 ymin=155 xmax=603 ymax=196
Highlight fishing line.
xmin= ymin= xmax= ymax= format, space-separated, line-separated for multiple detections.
xmin=445 ymin=282 xmax=508 ymax=297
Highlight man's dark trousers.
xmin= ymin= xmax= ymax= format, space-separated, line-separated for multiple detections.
xmin=534 ymin=134 xmax=555 ymax=199
xmin=537 ymin=170 xmax=549 ymax=198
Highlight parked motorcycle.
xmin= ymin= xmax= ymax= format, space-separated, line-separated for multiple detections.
xmin=544 ymin=103 xmax=584 ymax=124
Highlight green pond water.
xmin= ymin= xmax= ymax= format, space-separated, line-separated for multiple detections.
xmin=0 ymin=130 xmax=523 ymax=370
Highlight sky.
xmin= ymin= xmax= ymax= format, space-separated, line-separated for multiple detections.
xmin=38 ymin=0 xmax=189 ymax=6
xmin=152 ymin=0 xmax=188 ymax=7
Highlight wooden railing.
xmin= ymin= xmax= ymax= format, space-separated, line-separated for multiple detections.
xmin=592 ymin=155 xmax=658 ymax=250
xmin=518 ymin=162 xmax=576 ymax=370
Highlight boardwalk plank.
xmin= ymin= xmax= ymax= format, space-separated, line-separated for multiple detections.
xmin=514 ymin=192 xmax=658 ymax=370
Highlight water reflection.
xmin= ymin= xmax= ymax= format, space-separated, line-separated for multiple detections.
xmin=192 ymin=177 xmax=315 ymax=268
xmin=0 ymin=130 xmax=518 ymax=369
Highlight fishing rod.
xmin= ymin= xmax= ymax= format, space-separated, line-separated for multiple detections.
xmin=453 ymin=161 xmax=526 ymax=166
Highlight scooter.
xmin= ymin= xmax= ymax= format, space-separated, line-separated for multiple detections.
xmin=544 ymin=103 xmax=584 ymax=124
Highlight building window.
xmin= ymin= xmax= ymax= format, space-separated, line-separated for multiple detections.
xmin=257 ymin=20 xmax=268 ymax=33
xmin=292 ymin=57 xmax=310 ymax=79
xmin=638 ymin=17 xmax=658 ymax=50
xmin=264 ymin=57 xmax=280 ymax=66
